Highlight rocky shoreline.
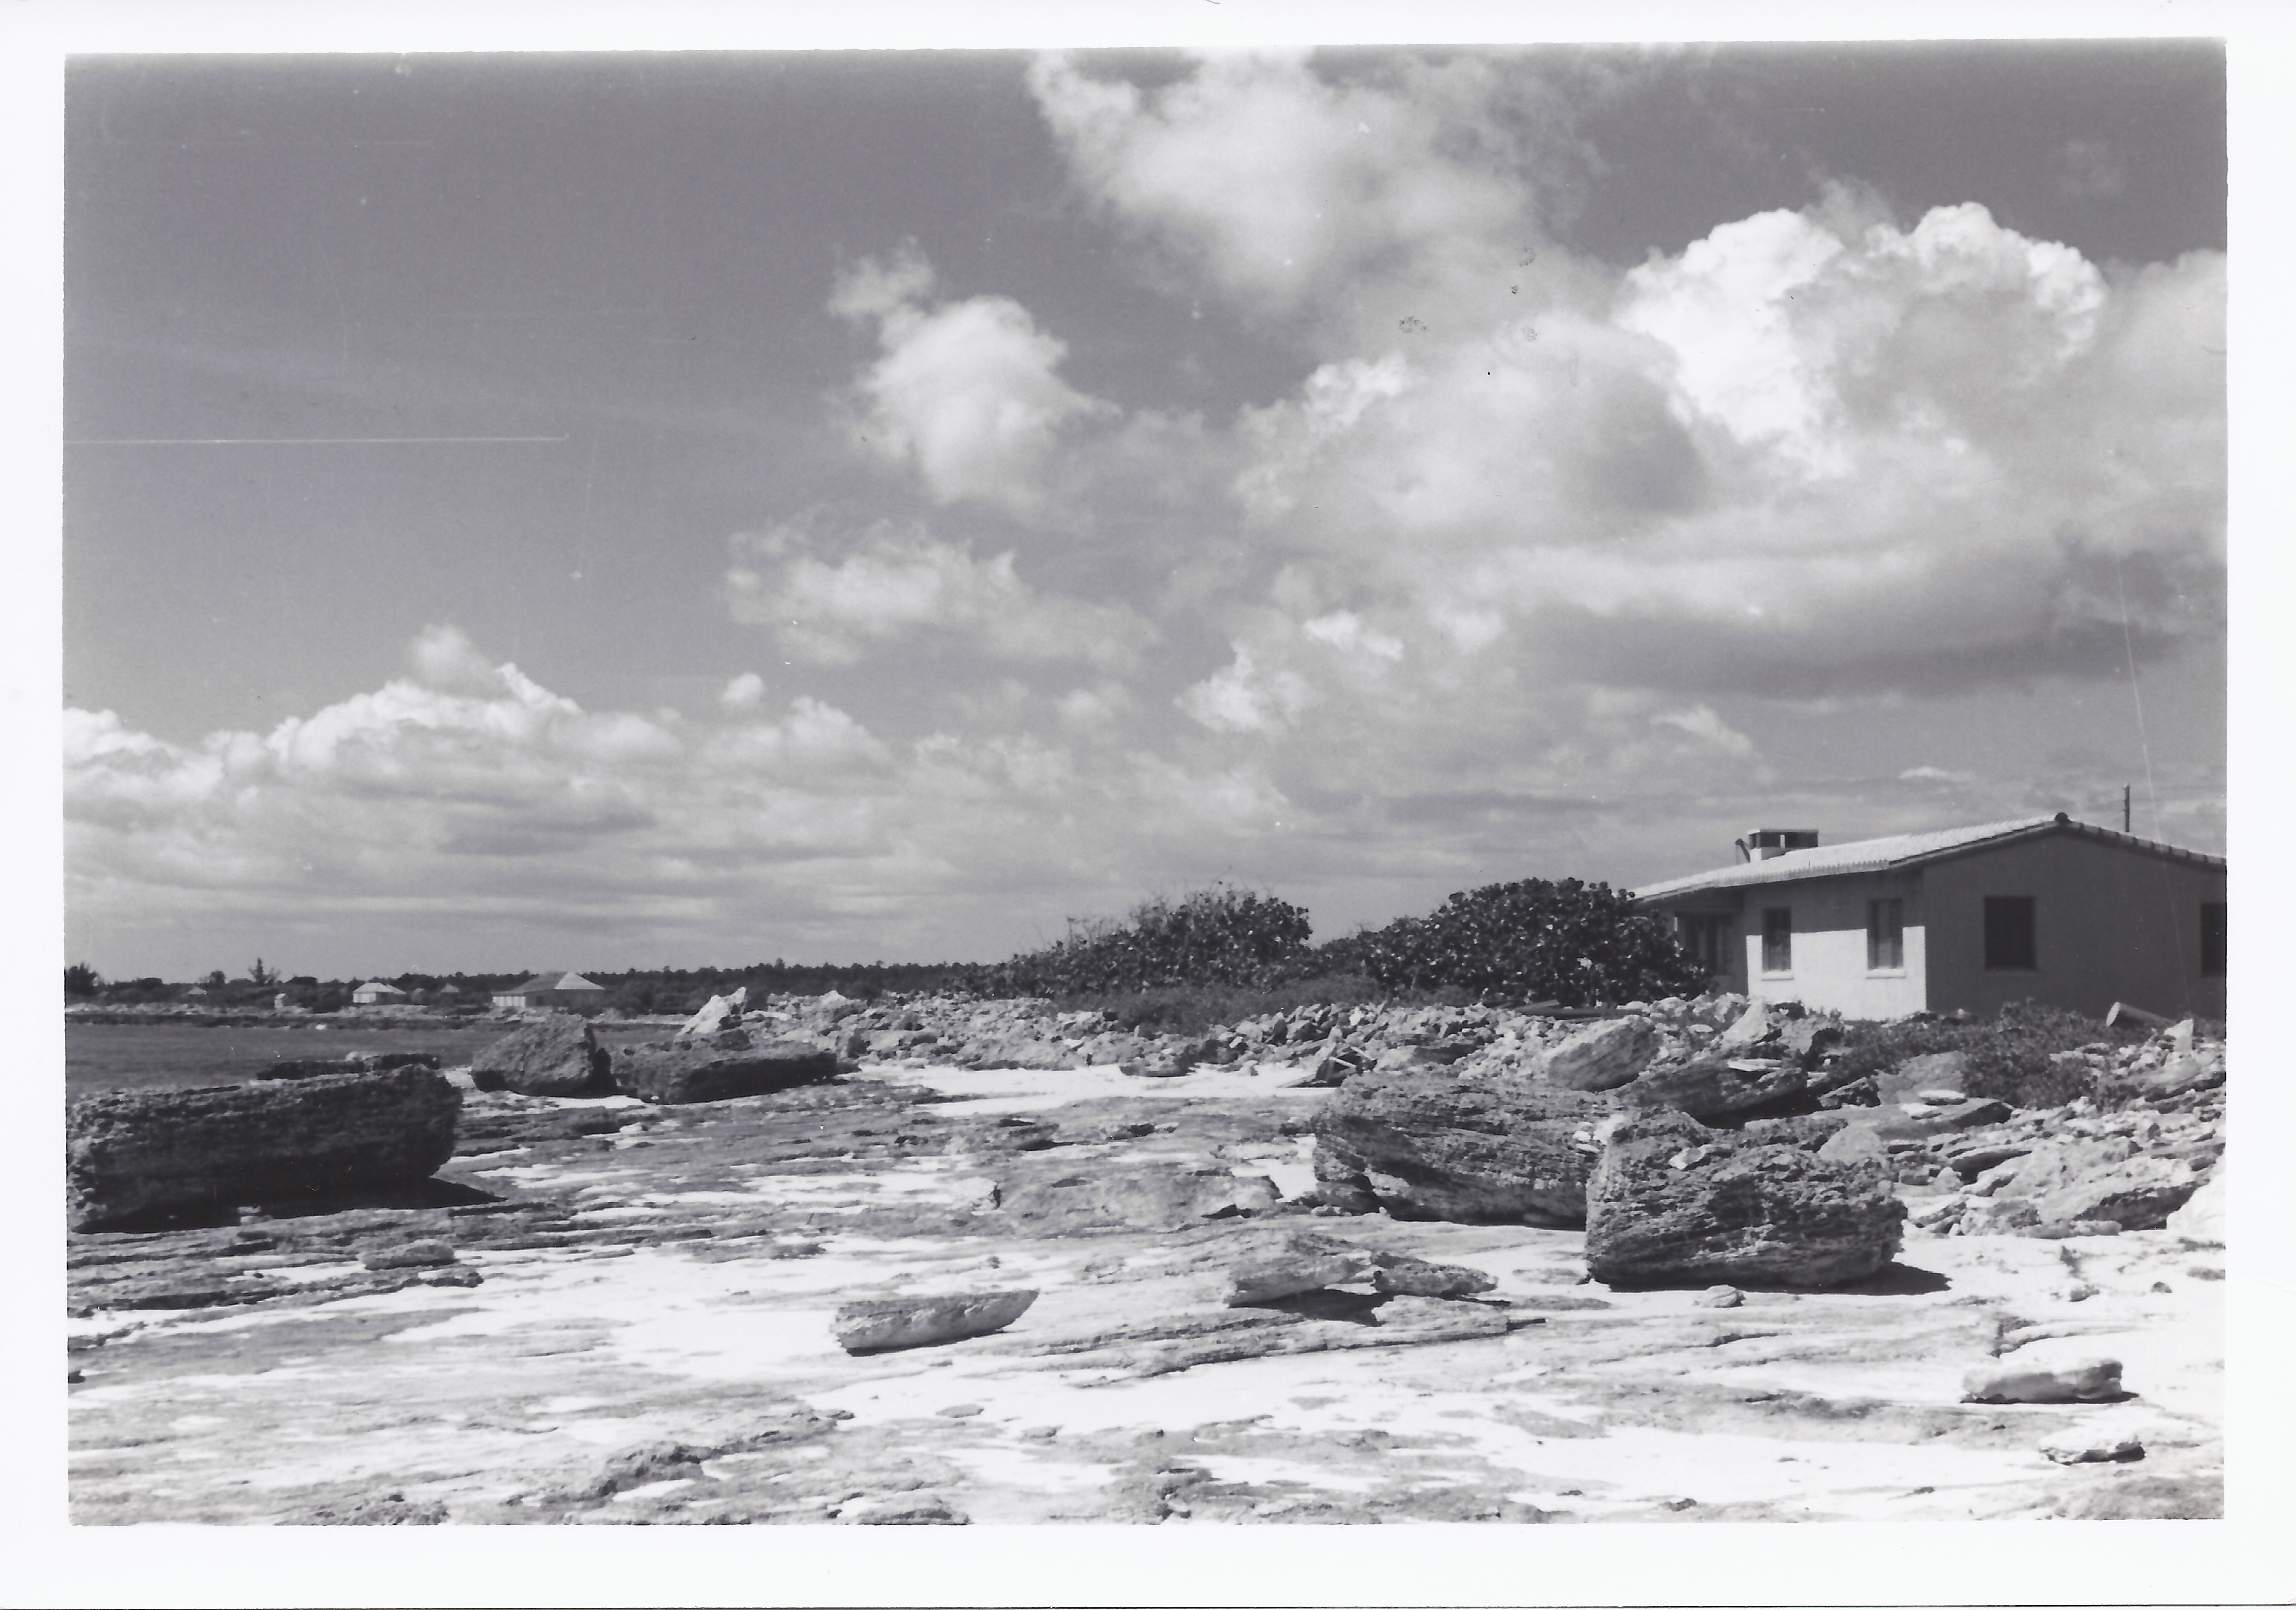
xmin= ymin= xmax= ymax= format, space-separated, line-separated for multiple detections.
xmin=66 ymin=991 xmax=2224 ymax=1525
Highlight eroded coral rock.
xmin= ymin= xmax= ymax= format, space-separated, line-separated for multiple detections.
xmin=67 ymin=1067 xmax=461 ymax=1231
xmin=1311 ymin=1066 xmax=1607 ymax=1224
xmin=832 ymin=1290 xmax=1038 ymax=1353
xmin=469 ymin=1012 xmax=612 ymax=1098
xmin=1584 ymin=1111 xmax=1904 ymax=1289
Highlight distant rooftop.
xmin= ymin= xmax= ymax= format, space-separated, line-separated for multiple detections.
xmin=1632 ymin=814 xmax=2224 ymax=902
xmin=502 ymin=971 xmax=605 ymax=993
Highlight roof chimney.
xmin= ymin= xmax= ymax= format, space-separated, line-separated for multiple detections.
xmin=1742 ymin=828 xmax=1819 ymax=862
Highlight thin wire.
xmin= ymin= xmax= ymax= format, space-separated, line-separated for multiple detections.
xmin=2116 ymin=556 xmax=2191 ymax=995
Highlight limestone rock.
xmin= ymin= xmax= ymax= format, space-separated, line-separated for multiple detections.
xmin=1715 ymin=1001 xmax=1777 ymax=1052
xmin=1370 ymin=1254 xmax=1497 ymax=1299
xmin=1878 ymin=1051 xmax=1971 ymax=1104
xmin=1615 ymin=1056 xmax=1805 ymax=1120
xmin=1980 ymin=1140 xmax=2202 ymax=1231
xmin=1536 ymin=1017 xmax=1661 ymax=1092
xmin=831 ymin=1290 xmax=1037 ymax=1353
xmin=1311 ymin=1066 xmax=1608 ymax=1224
xmin=258 ymin=1051 xmax=442 ymax=1082
xmin=361 ymin=1238 xmax=455 ymax=1270
xmin=614 ymin=1036 xmax=838 ymax=1104
xmin=469 ymin=1013 xmax=612 ymax=1097
xmin=2166 ymin=1172 xmax=2225 ymax=1247
xmin=2042 ymin=1430 xmax=2145 ymax=1465
xmin=1000 ymin=1164 xmax=1280 ymax=1233
xmin=675 ymin=988 xmax=747 ymax=1039
xmin=66 ymin=1067 xmax=462 ymax=1231
xmin=1219 ymin=1233 xmax=1377 ymax=1305
xmin=1961 ymin=1356 xmax=2123 ymax=1404
xmin=1584 ymin=1111 xmax=1904 ymax=1289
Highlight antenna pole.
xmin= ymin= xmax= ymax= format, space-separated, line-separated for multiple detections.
xmin=2123 ymin=784 xmax=2131 ymax=834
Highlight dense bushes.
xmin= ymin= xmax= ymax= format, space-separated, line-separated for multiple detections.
xmin=1833 ymin=999 xmax=2141 ymax=1108
xmin=986 ymin=886 xmax=1316 ymax=997
xmin=1352 ymin=878 xmax=1704 ymax=1007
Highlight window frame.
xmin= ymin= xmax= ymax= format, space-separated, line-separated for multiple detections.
xmin=1982 ymin=895 xmax=2038 ymax=973
xmin=1760 ymin=906 xmax=1793 ymax=976
xmin=1866 ymin=897 xmax=1905 ymax=973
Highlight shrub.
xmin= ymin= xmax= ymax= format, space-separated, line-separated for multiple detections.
xmin=1353 ymin=878 xmax=1703 ymax=1006
xmin=64 ymin=963 xmax=102 ymax=998
xmin=987 ymin=885 xmax=1316 ymax=996
xmin=1832 ymin=999 xmax=2139 ymax=1109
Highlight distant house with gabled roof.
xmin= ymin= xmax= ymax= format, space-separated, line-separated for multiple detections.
xmin=1633 ymin=814 xmax=2224 ymax=1022
xmin=350 ymin=980 xmax=408 ymax=1007
xmin=491 ymin=971 xmax=608 ymax=1012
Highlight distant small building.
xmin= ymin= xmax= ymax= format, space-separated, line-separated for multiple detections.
xmin=491 ymin=971 xmax=608 ymax=1012
xmin=1633 ymin=814 xmax=2225 ymax=1022
xmin=350 ymin=980 xmax=409 ymax=1007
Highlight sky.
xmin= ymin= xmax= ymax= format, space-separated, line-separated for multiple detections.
xmin=60 ymin=40 xmax=2228 ymax=981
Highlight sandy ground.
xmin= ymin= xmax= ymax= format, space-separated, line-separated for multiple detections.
xmin=66 ymin=1058 xmax=2222 ymax=1526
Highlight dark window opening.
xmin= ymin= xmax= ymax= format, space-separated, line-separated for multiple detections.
xmin=1761 ymin=907 xmax=1793 ymax=975
xmin=1676 ymin=912 xmax=1734 ymax=976
xmin=2201 ymin=902 xmax=2227 ymax=977
xmin=1983 ymin=896 xmax=2037 ymax=971
xmin=1867 ymin=898 xmax=1904 ymax=971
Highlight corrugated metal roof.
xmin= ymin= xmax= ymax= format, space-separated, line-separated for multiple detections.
xmin=1632 ymin=814 xmax=2224 ymax=902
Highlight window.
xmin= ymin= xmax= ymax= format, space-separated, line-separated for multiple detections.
xmin=1675 ymin=912 xmax=1734 ymax=976
xmin=1761 ymin=907 xmax=1793 ymax=975
xmin=1866 ymin=898 xmax=1904 ymax=971
xmin=2201 ymin=902 xmax=2227 ymax=977
xmin=1983 ymin=896 xmax=2037 ymax=971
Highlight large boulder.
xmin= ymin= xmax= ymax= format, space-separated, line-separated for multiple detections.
xmin=613 ymin=1032 xmax=838 ymax=1104
xmin=67 ymin=1067 xmax=462 ymax=1231
xmin=1584 ymin=1110 xmax=1904 ymax=1289
xmin=1614 ymin=1056 xmax=1804 ymax=1120
xmin=1311 ymin=1066 xmax=1607 ymax=1224
xmin=2166 ymin=1171 xmax=2225 ymax=1246
xmin=1536 ymin=1017 xmax=1661 ymax=1092
xmin=674 ymin=988 xmax=747 ymax=1040
xmin=470 ymin=1013 xmax=612 ymax=1097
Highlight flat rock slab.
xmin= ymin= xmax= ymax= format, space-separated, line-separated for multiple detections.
xmin=1585 ymin=1110 xmax=1904 ymax=1289
xmin=614 ymin=1037 xmax=840 ymax=1104
xmin=1962 ymin=1357 xmax=2124 ymax=1404
xmin=1615 ymin=1056 xmax=1804 ymax=1120
xmin=1312 ymin=1068 xmax=1605 ymax=1223
xmin=1000 ymin=1163 xmax=1281 ymax=1233
xmin=833 ymin=1290 xmax=1038 ymax=1353
xmin=67 ymin=1067 xmax=461 ymax=1231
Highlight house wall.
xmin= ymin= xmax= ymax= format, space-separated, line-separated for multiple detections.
xmin=1920 ymin=836 xmax=2225 ymax=1019
xmin=1733 ymin=871 xmax=1927 ymax=1019
xmin=1646 ymin=872 xmax=1925 ymax=1018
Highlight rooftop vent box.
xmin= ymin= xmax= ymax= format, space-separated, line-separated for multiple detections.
xmin=1738 ymin=828 xmax=1819 ymax=863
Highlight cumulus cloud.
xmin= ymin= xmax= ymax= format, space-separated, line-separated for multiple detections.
xmin=1028 ymin=51 xmax=1534 ymax=323
xmin=725 ymin=520 xmax=1157 ymax=670
xmin=832 ymin=245 xmax=1112 ymax=514
xmin=65 ymin=628 xmax=1304 ymax=969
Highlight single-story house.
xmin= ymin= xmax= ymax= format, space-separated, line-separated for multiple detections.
xmin=491 ymin=971 xmax=609 ymax=1012
xmin=350 ymin=980 xmax=408 ymax=1007
xmin=1632 ymin=814 xmax=2224 ymax=1022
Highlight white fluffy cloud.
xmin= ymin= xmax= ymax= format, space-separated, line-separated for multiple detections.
xmin=832 ymin=246 xmax=1112 ymax=515
xmin=725 ymin=521 xmax=1157 ymax=670
xmin=64 ymin=629 xmax=1309 ymax=971
xmin=1028 ymin=51 xmax=1533 ymax=322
